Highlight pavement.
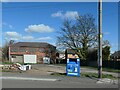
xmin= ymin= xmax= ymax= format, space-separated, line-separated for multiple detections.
xmin=96 ymin=78 xmax=118 ymax=84
xmin=1 ymin=76 xmax=59 ymax=81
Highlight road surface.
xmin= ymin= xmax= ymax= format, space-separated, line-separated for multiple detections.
xmin=1 ymin=73 xmax=118 ymax=88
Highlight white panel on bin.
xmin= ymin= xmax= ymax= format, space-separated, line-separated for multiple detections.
xmin=24 ymin=54 xmax=37 ymax=63
xmin=77 ymin=59 xmax=79 ymax=61
xmin=68 ymin=73 xmax=78 ymax=75
xmin=67 ymin=59 xmax=69 ymax=63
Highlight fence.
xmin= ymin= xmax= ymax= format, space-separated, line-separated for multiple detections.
xmin=87 ymin=60 xmax=120 ymax=69
xmin=102 ymin=60 xmax=120 ymax=69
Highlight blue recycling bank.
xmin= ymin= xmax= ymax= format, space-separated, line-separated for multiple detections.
xmin=66 ymin=58 xmax=80 ymax=76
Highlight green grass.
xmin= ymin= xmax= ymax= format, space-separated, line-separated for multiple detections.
xmin=81 ymin=72 xmax=117 ymax=79
xmin=2 ymin=69 xmax=20 ymax=72
xmin=55 ymin=64 xmax=66 ymax=66
xmin=102 ymin=68 xmax=120 ymax=73
xmin=81 ymin=66 xmax=120 ymax=73
xmin=51 ymin=72 xmax=66 ymax=76
xmin=2 ymin=62 xmax=14 ymax=65
xmin=51 ymin=72 xmax=117 ymax=79
xmin=2 ymin=68 xmax=25 ymax=73
xmin=56 ymin=64 xmax=120 ymax=73
xmin=1 ymin=62 xmax=27 ymax=65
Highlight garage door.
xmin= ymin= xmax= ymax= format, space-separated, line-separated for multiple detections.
xmin=24 ymin=54 xmax=37 ymax=63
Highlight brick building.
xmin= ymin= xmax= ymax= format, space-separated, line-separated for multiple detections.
xmin=9 ymin=42 xmax=56 ymax=64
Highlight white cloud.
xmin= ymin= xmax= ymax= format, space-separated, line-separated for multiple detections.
xmin=64 ymin=11 xmax=79 ymax=20
xmin=111 ymin=43 xmax=118 ymax=47
xmin=22 ymin=36 xmax=34 ymax=40
xmin=2 ymin=22 xmax=14 ymax=29
xmin=9 ymin=25 xmax=13 ymax=29
xmin=37 ymin=37 xmax=52 ymax=41
xmin=51 ymin=11 xmax=79 ymax=20
xmin=104 ymin=32 xmax=110 ymax=35
xmin=50 ymin=42 xmax=56 ymax=46
xmin=2 ymin=22 xmax=7 ymax=26
xmin=4 ymin=31 xmax=52 ymax=42
xmin=25 ymin=24 xmax=54 ymax=33
xmin=0 ymin=42 xmax=2 ymax=47
xmin=51 ymin=11 xmax=63 ymax=17
xmin=0 ymin=23 xmax=2 ymax=28
xmin=22 ymin=36 xmax=52 ymax=41
xmin=5 ymin=31 xmax=21 ymax=40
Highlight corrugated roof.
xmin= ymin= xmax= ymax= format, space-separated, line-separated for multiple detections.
xmin=10 ymin=42 xmax=56 ymax=48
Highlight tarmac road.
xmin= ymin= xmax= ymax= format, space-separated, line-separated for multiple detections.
xmin=1 ymin=72 xmax=119 ymax=88
xmin=1 ymin=76 xmax=118 ymax=88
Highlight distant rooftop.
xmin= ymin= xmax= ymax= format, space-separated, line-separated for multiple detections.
xmin=10 ymin=42 xmax=56 ymax=48
xmin=111 ymin=50 xmax=120 ymax=57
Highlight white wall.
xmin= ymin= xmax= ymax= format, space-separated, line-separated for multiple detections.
xmin=24 ymin=54 xmax=37 ymax=63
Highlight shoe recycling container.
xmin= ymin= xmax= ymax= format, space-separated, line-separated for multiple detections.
xmin=66 ymin=58 xmax=80 ymax=76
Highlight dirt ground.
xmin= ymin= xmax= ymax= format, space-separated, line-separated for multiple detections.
xmin=0 ymin=64 xmax=65 ymax=75
xmin=1 ymin=64 xmax=118 ymax=78
xmin=20 ymin=64 xmax=66 ymax=75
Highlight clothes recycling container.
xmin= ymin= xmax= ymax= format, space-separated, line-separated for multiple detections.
xmin=66 ymin=58 xmax=80 ymax=76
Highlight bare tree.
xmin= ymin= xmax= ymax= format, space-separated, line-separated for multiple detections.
xmin=44 ymin=44 xmax=56 ymax=64
xmin=102 ymin=40 xmax=111 ymax=47
xmin=2 ymin=40 xmax=15 ymax=61
xmin=57 ymin=14 xmax=97 ymax=60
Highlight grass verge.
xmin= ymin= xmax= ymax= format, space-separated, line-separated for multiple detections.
xmin=51 ymin=72 xmax=66 ymax=76
xmin=1 ymin=62 xmax=14 ymax=65
xmin=81 ymin=66 xmax=120 ymax=73
xmin=2 ymin=69 xmax=26 ymax=73
xmin=51 ymin=72 xmax=117 ymax=79
xmin=56 ymin=65 xmax=120 ymax=73
xmin=81 ymin=72 xmax=117 ymax=79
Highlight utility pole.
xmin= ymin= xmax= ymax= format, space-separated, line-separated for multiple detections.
xmin=98 ymin=0 xmax=102 ymax=79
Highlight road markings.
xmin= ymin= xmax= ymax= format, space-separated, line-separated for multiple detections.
xmin=0 ymin=77 xmax=59 ymax=81
xmin=96 ymin=78 xmax=118 ymax=84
